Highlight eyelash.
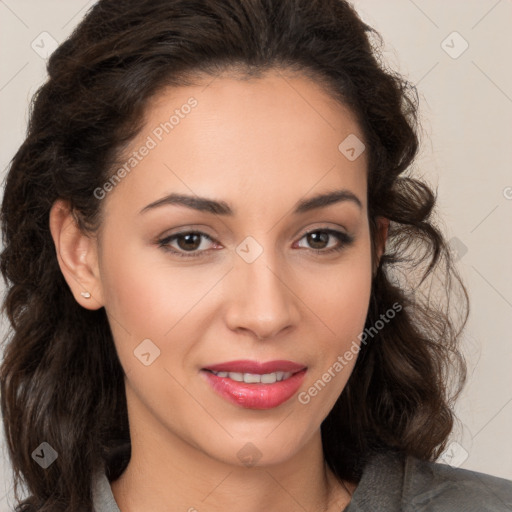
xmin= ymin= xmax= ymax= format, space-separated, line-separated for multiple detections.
xmin=157 ymin=228 xmax=354 ymax=259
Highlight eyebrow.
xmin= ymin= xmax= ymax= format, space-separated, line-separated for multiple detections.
xmin=139 ymin=188 xmax=363 ymax=216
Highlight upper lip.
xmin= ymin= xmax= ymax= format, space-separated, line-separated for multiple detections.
xmin=202 ymin=359 xmax=307 ymax=374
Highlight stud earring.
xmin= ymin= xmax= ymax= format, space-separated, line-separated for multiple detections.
xmin=80 ymin=291 xmax=91 ymax=299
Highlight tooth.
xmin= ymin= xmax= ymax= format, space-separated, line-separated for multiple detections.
xmin=244 ymin=373 xmax=261 ymax=383
xmin=210 ymin=370 xmax=294 ymax=383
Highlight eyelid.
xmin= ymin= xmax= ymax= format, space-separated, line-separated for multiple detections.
xmin=158 ymin=222 xmax=350 ymax=242
xmin=156 ymin=224 xmax=354 ymax=259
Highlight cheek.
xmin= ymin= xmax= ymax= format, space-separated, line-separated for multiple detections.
xmin=301 ymin=246 xmax=373 ymax=343
xmin=98 ymin=235 xmax=234 ymax=380
xmin=297 ymin=242 xmax=373 ymax=408
xmin=314 ymin=266 xmax=371 ymax=330
xmin=99 ymin=234 xmax=204 ymax=337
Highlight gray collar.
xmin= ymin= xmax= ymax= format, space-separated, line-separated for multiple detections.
xmin=92 ymin=469 xmax=121 ymax=512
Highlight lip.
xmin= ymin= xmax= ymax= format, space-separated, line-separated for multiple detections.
xmin=201 ymin=360 xmax=307 ymax=410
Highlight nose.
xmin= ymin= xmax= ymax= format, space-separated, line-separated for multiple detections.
xmin=224 ymin=249 xmax=300 ymax=341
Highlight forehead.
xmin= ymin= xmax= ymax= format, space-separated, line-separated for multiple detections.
xmin=102 ymin=69 xmax=368 ymax=218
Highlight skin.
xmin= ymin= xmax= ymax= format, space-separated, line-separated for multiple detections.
xmin=50 ymin=69 xmax=388 ymax=512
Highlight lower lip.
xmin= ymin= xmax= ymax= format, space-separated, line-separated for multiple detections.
xmin=201 ymin=369 xmax=307 ymax=409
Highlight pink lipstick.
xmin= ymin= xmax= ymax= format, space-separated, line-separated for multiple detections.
xmin=201 ymin=359 xmax=307 ymax=409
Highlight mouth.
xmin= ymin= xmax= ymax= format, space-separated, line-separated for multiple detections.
xmin=200 ymin=360 xmax=307 ymax=410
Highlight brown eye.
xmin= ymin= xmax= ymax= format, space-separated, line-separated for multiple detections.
xmin=174 ymin=233 xmax=202 ymax=251
xmin=158 ymin=228 xmax=353 ymax=259
xmin=305 ymin=231 xmax=330 ymax=250
xmin=158 ymin=231 xmax=216 ymax=258
xmin=296 ymin=229 xmax=354 ymax=254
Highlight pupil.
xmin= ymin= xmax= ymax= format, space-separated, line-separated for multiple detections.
xmin=308 ymin=232 xmax=328 ymax=249
xmin=179 ymin=233 xmax=200 ymax=251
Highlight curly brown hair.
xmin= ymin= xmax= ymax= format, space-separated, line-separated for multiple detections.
xmin=0 ymin=0 xmax=468 ymax=510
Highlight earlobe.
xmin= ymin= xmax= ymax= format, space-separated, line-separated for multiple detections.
xmin=49 ymin=199 xmax=104 ymax=310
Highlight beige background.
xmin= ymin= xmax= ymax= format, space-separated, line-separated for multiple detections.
xmin=0 ymin=0 xmax=511 ymax=508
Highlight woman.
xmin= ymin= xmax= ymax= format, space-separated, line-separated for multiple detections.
xmin=1 ymin=0 xmax=511 ymax=511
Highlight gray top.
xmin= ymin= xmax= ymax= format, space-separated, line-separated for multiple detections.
xmin=92 ymin=451 xmax=512 ymax=511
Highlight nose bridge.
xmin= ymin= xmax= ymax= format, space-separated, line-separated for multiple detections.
xmin=225 ymin=233 xmax=298 ymax=339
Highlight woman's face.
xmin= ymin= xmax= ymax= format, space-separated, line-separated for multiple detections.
xmin=89 ymin=69 xmax=385 ymax=467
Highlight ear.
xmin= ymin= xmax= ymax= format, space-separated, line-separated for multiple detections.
xmin=49 ymin=199 xmax=104 ymax=310
xmin=373 ymin=216 xmax=389 ymax=276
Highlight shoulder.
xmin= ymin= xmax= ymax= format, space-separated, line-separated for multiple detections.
xmin=346 ymin=450 xmax=512 ymax=512
xmin=402 ymin=454 xmax=512 ymax=511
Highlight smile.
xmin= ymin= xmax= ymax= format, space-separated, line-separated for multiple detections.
xmin=200 ymin=360 xmax=307 ymax=410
